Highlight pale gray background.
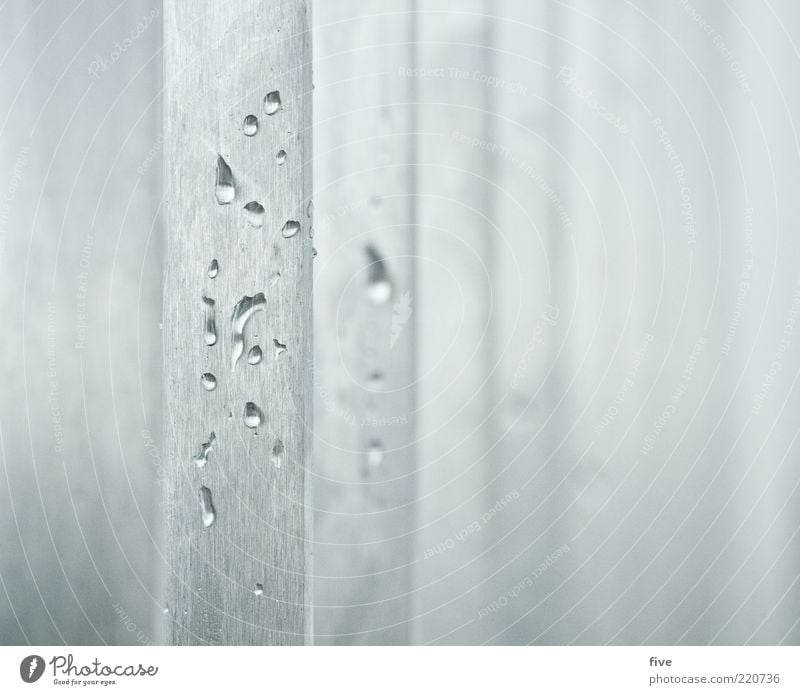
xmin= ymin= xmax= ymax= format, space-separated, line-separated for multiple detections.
xmin=2 ymin=0 xmax=799 ymax=644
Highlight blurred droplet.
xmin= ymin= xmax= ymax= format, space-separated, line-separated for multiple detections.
xmin=367 ymin=440 xmax=384 ymax=467
xmin=365 ymin=245 xmax=392 ymax=304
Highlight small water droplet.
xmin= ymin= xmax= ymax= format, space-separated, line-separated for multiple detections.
xmin=254 ymin=583 xmax=264 ymax=596
xmin=231 ymin=293 xmax=267 ymax=370
xmin=365 ymin=245 xmax=392 ymax=304
xmin=243 ymin=114 xmax=258 ymax=136
xmin=271 ymin=438 xmax=284 ymax=468
xmin=247 ymin=345 xmax=263 ymax=365
xmin=270 ymin=271 xmax=281 ymax=286
xmin=312 ymin=247 xmax=318 ymax=259
xmin=244 ymin=402 xmax=262 ymax=428
xmin=202 ymin=296 xmax=217 ymax=346
xmin=201 ymin=373 xmax=217 ymax=391
xmin=215 ymin=155 xmax=235 ymax=204
xmin=193 ymin=432 xmax=216 ymax=468
xmin=199 ymin=486 xmax=216 ymax=528
xmin=273 ymin=338 xmax=287 ymax=359
xmin=244 ymin=201 xmax=265 ymax=227
xmin=207 ymin=259 xmax=219 ymax=279
xmin=367 ymin=440 xmax=384 ymax=467
xmin=282 ymin=220 xmax=300 ymax=238
xmin=264 ymin=90 xmax=281 ymax=115
xmin=306 ymin=200 xmax=313 ymax=218
xmin=276 ymin=149 xmax=286 ymax=165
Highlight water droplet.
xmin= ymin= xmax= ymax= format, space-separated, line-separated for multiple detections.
xmin=254 ymin=583 xmax=264 ymax=596
xmin=244 ymin=201 xmax=265 ymax=227
xmin=282 ymin=220 xmax=300 ymax=238
xmin=367 ymin=440 xmax=384 ymax=467
xmin=192 ymin=432 xmax=216 ymax=468
xmin=244 ymin=402 xmax=262 ymax=428
xmin=243 ymin=114 xmax=258 ymax=136
xmin=162 ymin=606 xmax=170 ymax=615
xmin=231 ymin=292 xmax=266 ymax=370
xmin=215 ymin=155 xmax=235 ymax=204
xmin=312 ymin=247 xmax=318 ymax=259
xmin=271 ymin=438 xmax=284 ymax=468
xmin=273 ymin=338 xmax=287 ymax=359
xmin=276 ymin=149 xmax=286 ymax=165
xmin=202 ymin=296 xmax=217 ymax=346
xmin=247 ymin=345 xmax=262 ymax=365
xmin=207 ymin=259 xmax=219 ymax=279
xmin=270 ymin=271 xmax=281 ymax=286
xmin=306 ymin=200 xmax=313 ymax=218
xmin=201 ymin=373 xmax=217 ymax=391
xmin=264 ymin=90 xmax=281 ymax=115
xmin=365 ymin=245 xmax=392 ymax=304
xmin=199 ymin=486 xmax=216 ymax=528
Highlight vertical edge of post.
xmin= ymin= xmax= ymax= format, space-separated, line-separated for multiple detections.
xmin=163 ymin=0 xmax=312 ymax=645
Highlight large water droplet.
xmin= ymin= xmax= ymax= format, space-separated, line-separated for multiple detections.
xmin=282 ymin=220 xmax=300 ymax=238
xmin=254 ymin=583 xmax=264 ymax=596
xmin=243 ymin=114 xmax=258 ymax=136
xmin=244 ymin=402 xmax=262 ymax=428
xmin=193 ymin=432 xmax=216 ymax=468
xmin=231 ymin=292 xmax=267 ymax=370
xmin=199 ymin=486 xmax=216 ymax=528
xmin=276 ymin=149 xmax=286 ymax=165
xmin=202 ymin=296 xmax=217 ymax=346
xmin=273 ymin=338 xmax=287 ymax=359
xmin=365 ymin=245 xmax=392 ymax=304
xmin=244 ymin=201 xmax=265 ymax=227
xmin=215 ymin=155 xmax=235 ymax=204
xmin=207 ymin=259 xmax=219 ymax=279
xmin=247 ymin=345 xmax=263 ymax=365
xmin=271 ymin=438 xmax=284 ymax=468
xmin=264 ymin=91 xmax=281 ymax=115
xmin=201 ymin=373 xmax=217 ymax=391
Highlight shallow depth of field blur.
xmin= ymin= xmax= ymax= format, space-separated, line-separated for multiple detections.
xmin=2 ymin=0 xmax=800 ymax=645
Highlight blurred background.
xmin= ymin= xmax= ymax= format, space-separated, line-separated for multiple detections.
xmin=2 ymin=0 xmax=800 ymax=645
